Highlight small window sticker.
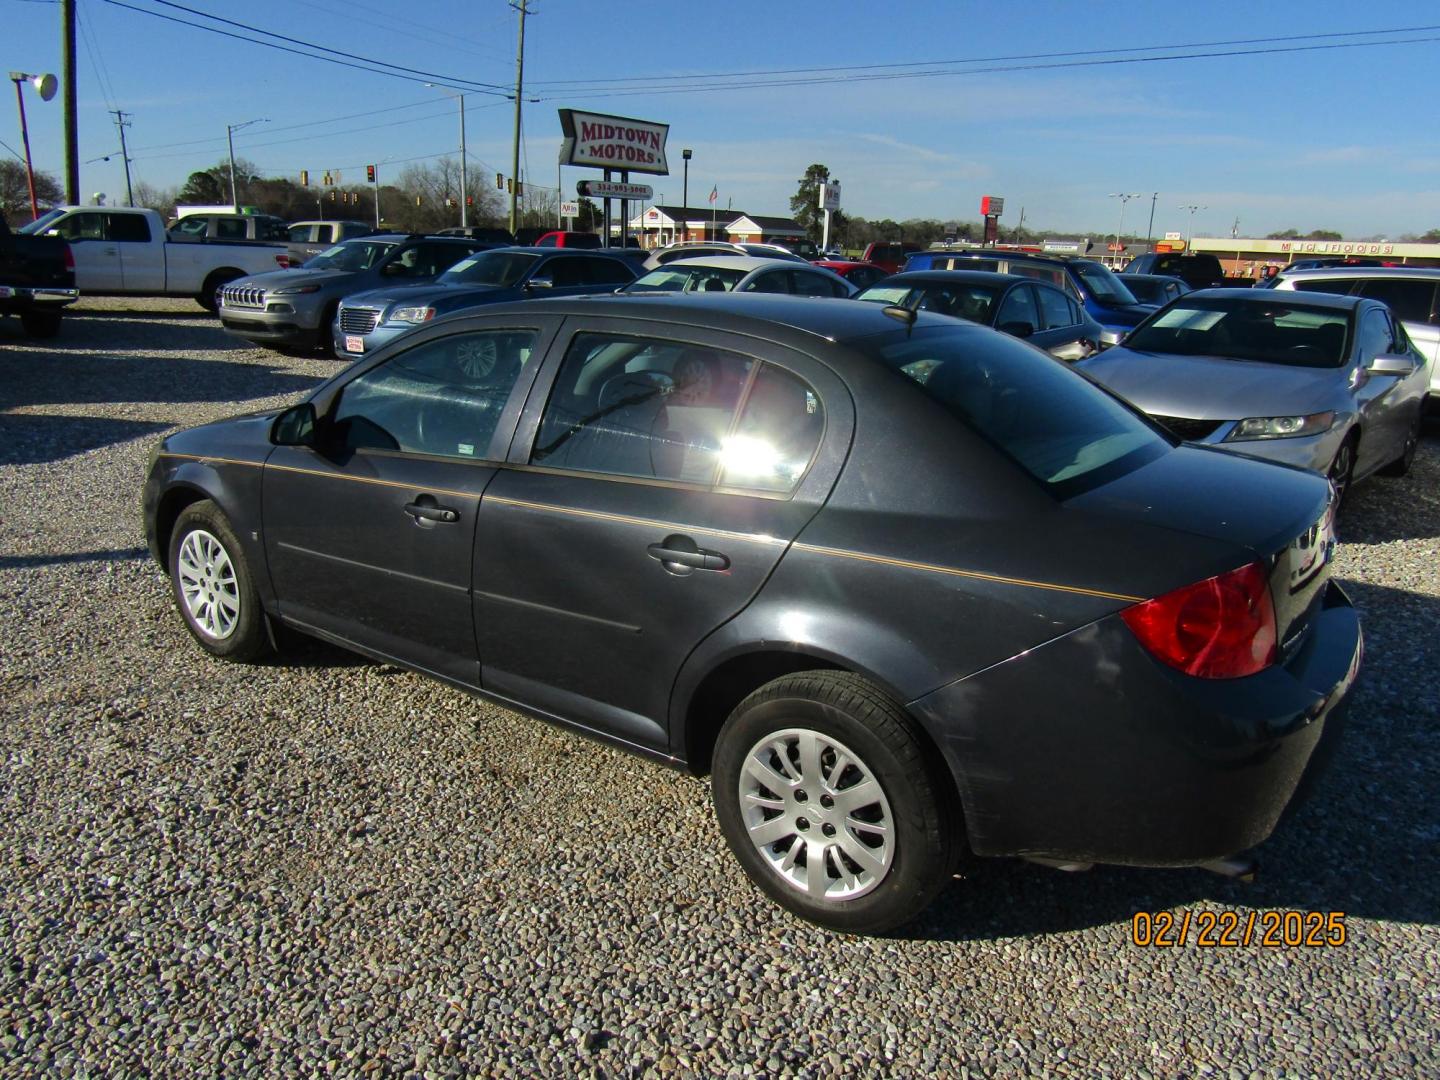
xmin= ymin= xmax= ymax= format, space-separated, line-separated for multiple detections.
xmin=457 ymin=443 xmax=475 ymax=456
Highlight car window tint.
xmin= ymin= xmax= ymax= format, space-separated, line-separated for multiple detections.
xmin=108 ymin=213 xmax=151 ymax=243
xmin=216 ymin=218 xmax=246 ymax=240
xmin=532 ymin=333 xmax=754 ymax=486
xmin=332 ymin=330 xmax=538 ymax=460
xmin=546 ymin=257 xmax=588 ymax=287
xmin=744 ymin=271 xmax=791 ymax=294
xmin=1290 ymin=278 xmax=1354 ymax=295
xmin=582 ymin=257 xmax=634 ymax=285
xmin=789 ymin=270 xmax=835 ymax=297
xmin=1036 ymin=284 xmax=1078 ymax=329
xmin=996 ymin=285 xmax=1040 ymax=330
xmin=719 ymin=365 xmax=824 ymax=493
xmin=288 ymin=224 xmax=313 ymax=243
xmin=1126 ymin=297 xmax=1352 ymax=367
xmin=868 ymin=326 xmax=1168 ymax=497
xmin=1354 ymin=279 xmax=1436 ymax=324
xmin=849 ymin=266 xmax=884 ymax=289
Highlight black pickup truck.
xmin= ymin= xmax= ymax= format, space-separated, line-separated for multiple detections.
xmin=0 ymin=212 xmax=78 ymax=337
xmin=1122 ymin=251 xmax=1252 ymax=290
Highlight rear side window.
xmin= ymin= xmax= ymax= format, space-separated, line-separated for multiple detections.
xmin=216 ymin=219 xmax=246 ymax=240
xmin=581 ymin=257 xmax=634 ymax=285
xmin=996 ymin=285 xmax=1040 ymax=331
xmin=864 ymin=326 xmax=1167 ymax=496
xmin=1354 ymin=279 xmax=1437 ymax=324
xmin=790 ymin=269 xmax=840 ymax=297
xmin=532 ymin=333 xmax=822 ymax=493
xmin=1036 ymin=284 xmax=1080 ymax=329
xmin=108 ymin=214 xmax=151 ymax=243
xmin=1290 ymin=277 xmax=1355 ymax=296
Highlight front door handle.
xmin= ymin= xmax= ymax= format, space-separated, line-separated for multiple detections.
xmin=404 ymin=499 xmax=460 ymax=524
xmin=647 ymin=533 xmax=730 ymax=575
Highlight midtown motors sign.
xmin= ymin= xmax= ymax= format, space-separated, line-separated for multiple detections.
xmin=559 ymin=109 xmax=670 ymax=176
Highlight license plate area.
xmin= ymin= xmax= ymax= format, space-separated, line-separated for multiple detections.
xmin=344 ymin=335 xmax=364 ymax=353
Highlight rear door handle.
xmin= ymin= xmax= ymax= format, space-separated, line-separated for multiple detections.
xmin=647 ymin=534 xmax=730 ymax=575
xmin=404 ymin=500 xmax=460 ymax=523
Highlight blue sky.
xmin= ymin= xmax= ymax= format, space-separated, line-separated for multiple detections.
xmin=5 ymin=0 xmax=1439 ymax=238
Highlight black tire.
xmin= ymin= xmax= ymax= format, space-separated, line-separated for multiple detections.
xmin=314 ymin=303 xmax=340 ymax=355
xmin=1378 ymin=412 xmax=1422 ymax=478
xmin=20 ymin=310 xmax=61 ymax=338
xmin=712 ymin=671 xmax=961 ymax=934
xmin=1328 ymin=432 xmax=1358 ymax=507
xmin=168 ymin=500 xmax=271 ymax=662
xmin=197 ymin=270 xmax=242 ymax=313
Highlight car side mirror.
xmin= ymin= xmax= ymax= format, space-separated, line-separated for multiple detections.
xmin=998 ymin=320 xmax=1035 ymax=338
xmin=1367 ymin=353 xmax=1416 ymax=376
xmin=526 ymin=275 xmax=554 ymax=290
xmin=44 ymin=228 xmax=61 ymax=238
xmin=271 ymin=402 xmax=318 ymax=447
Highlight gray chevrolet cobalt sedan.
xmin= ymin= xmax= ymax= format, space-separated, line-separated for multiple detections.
xmin=143 ymin=294 xmax=1361 ymax=933
xmin=1080 ymin=290 xmax=1429 ymax=501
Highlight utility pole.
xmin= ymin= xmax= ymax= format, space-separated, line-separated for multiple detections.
xmin=1145 ymin=192 xmax=1158 ymax=246
xmin=60 ymin=0 xmax=78 ymax=204
xmin=459 ymin=94 xmax=467 ymax=228
xmin=508 ymin=0 xmax=528 ymax=235
xmin=110 ymin=110 xmax=133 ymax=206
xmin=226 ymin=118 xmax=267 ymax=210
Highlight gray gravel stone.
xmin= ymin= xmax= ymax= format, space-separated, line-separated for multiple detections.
xmin=0 ymin=298 xmax=1437 ymax=1076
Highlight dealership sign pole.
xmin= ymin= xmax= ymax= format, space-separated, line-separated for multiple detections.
xmin=559 ymin=108 xmax=669 ymax=248
xmin=819 ymin=182 xmax=841 ymax=252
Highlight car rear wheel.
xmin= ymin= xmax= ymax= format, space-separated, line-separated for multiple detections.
xmin=168 ymin=501 xmax=271 ymax=662
xmin=712 ymin=671 xmax=960 ymax=934
xmin=1379 ymin=413 xmax=1422 ymax=478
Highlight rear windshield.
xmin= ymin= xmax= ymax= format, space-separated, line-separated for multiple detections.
xmin=857 ymin=325 xmax=1168 ymax=496
xmin=439 ymin=250 xmax=539 ymax=287
xmin=306 ymin=240 xmax=395 ymax=271
xmin=1072 ymin=261 xmax=1139 ymax=306
xmin=1124 ymin=296 xmax=1352 ymax=367
xmin=625 ymin=265 xmax=747 ymax=293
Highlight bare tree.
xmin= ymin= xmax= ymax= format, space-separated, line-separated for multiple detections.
xmin=0 ymin=160 xmax=64 ymax=218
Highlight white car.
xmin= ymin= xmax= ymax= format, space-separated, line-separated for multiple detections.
xmin=641 ymin=241 xmax=809 ymax=271
xmin=621 ymin=255 xmax=856 ymax=298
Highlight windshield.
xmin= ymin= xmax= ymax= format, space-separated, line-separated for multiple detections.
xmin=304 ymin=240 xmax=396 ymax=272
xmin=624 ymin=265 xmax=747 ymax=293
xmin=15 ymin=209 xmax=66 ymax=235
xmin=859 ymin=325 xmax=1167 ymax=496
xmin=1124 ymin=297 xmax=1352 ymax=368
xmin=438 ymin=250 xmax=539 ymax=287
xmin=1073 ymin=261 xmax=1139 ymax=306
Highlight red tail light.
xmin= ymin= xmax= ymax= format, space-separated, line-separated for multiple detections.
xmin=275 ymin=254 xmax=290 ymax=269
xmin=63 ymin=244 xmax=75 ymax=271
xmin=1121 ymin=561 xmax=1277 ymax=679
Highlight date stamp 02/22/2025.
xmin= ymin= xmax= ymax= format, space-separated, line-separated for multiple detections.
xmin=1132 ymin=910 xmax=1348 ymax=948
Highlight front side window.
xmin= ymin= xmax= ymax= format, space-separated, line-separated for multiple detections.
xmin=1356 ymin=310 xmax=1394 ymax=362
xmin=331 ymin=330 xmax=538 ymax=459
xmin=861 ymin=325 xmax=1167 ymax=495
xmin=1036 ymin=284 xmax=1079 ymax=329
xmin=996 ymin=285 xmax=1040 ymax=331
xmin=580 ymin=257 xmax=634 ymax=285
xmin=790 ymin=269 xmax=839 ymax=297
xmin=170 ymin=217 xmax=209 ymax=238
xmin=57 ymin=212 xmax=106 ymax=241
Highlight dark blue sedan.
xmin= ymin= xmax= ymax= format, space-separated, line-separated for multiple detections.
xmin=332 ymin=247 xmax=636 ymax=359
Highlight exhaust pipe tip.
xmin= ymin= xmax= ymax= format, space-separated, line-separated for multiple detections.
xmin=1197 ymin=854 xmax=1259 ymax=882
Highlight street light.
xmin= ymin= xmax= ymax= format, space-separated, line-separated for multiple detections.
xmin=682 ymin=148 xmax=692 ymax=213
xmin=8 ymin=71 xmax=57 ymax=221
xmin=1108 ymin=192 xmax=1143 ymax=268
xmin=1179 ymin=204 xmax=1208 ymax=247
xmin=226 ymin=117 xmax=268 ymax=210
xmin=425 ymin=84 xmax=467 ymax=227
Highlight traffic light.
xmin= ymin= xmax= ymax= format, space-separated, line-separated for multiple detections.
xmin=466 ymin=195 xmax=473 ymax=207
xmin=328 ymin=190 xmax=336 ymax=203
xmin=515 ymin=180 xmax=523 ymax=197
xmin=366 ymin=164 xmax=376 ymax=183
xmin=300 ymin=169 xmax=309 ymax=186
xmin=415 ymin=195 xmax=422 ymax=206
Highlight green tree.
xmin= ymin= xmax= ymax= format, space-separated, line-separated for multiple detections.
xmin=1305 ymin=229 xmax=1342 ymax=241
xmin=788 ymin=163 xmax=846 ymax=244
xmin=1420 ymin=229 xmax=1440 ymax=243
xmin=0 ymin=159 xmax=64 ymax=218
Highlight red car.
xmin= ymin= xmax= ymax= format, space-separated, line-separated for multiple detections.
xmin=811 ymin=259 xmax=891 ymax=290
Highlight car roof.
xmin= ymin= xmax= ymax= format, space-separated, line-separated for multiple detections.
xmin=1276 ymin=266 xmax=1440 ymax=280
xmin=642 ymin=255 xmax=815 ymax=272
xmin=880 ymin=270 xmax=1037 ymax=287
xmin=485 ymin=245 xmax=634 ymax=258
xmin=457 ymin=292 xmax=962 ymax=345
xmin=1118 ymin=272 xmax=1185 ymax=282
xmin=930 ymin=248 xmax=1093 ymax=266
xmin=1186 ymin=287 xmax=1366 ymax=310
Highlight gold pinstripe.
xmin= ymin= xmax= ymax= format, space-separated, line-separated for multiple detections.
xmin=160 ymin=453 xmax=1141 ymax=603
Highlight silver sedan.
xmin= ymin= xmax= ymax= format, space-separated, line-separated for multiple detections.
xmin=1079 ymin=290 xmax=1430 ymax=499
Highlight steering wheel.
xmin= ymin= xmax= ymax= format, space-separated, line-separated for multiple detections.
xmin=455 ymin=336 xmax=498 ymax=380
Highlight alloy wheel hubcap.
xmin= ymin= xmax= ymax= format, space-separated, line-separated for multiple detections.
xmin=176 ymin=529 xmax=240 ymax=640
xmin=737 ymin=728 xmax=895 ymax=901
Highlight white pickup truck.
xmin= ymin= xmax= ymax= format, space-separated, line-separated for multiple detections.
xmin=20 ymin=206 xmax=290 ymax=311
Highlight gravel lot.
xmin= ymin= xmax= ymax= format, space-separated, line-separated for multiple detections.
xmin=1 ymin=298 xmax=1437 ymax=1078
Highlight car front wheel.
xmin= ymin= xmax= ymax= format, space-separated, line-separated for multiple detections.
xmin=168 ymin=500 xmax=271 ymax=661
xmin=712 ymin=671 xmax=961 ymax=934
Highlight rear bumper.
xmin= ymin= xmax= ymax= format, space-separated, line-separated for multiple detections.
xmin=911 ymin=580 xmax=1362 ymax=866
xmin=0 ymin=285 xmax=79 ymax=309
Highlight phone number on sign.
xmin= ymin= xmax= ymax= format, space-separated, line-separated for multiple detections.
xmin=1132 ymin=910 xmax=1347 ymax=947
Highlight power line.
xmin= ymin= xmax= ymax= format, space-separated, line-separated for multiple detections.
xmin=99 ymin=0 xmax=513 ymax=95
xmin=123 ymin=97 xmax=458 ymax=154
xmin=138 ymin=0 xmax=513 ymax=94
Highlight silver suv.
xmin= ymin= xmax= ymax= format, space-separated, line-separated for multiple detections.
xmin=1270 ymin=267 xmax=1440 ymax=406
